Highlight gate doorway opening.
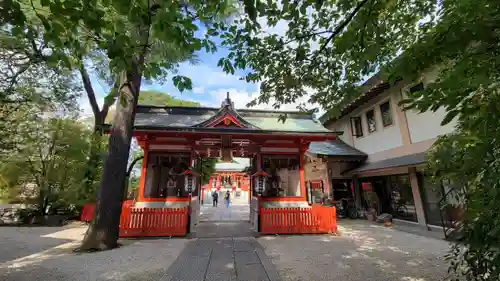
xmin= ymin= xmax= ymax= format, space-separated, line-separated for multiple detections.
xmin=194 ymin=157 xmax=255 ymax=238
xmin=201 ymin=157 xmax=251 ymax=210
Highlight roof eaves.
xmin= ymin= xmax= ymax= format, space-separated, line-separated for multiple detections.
xmin=321 ymin=82 xmax=391 ymax=127
xmin=122 ymin=125 xmax=342 ymax=136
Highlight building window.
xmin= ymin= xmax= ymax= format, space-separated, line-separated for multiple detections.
xmin=379 ymin=101 xmax=393 ymax=127
xmin=366 ymin=109 xmax=376 ymax=133
xmin=409 ymin=82 xmax=424 ymax=94
xmin=350 ymin=117 xmax=363 ymax=137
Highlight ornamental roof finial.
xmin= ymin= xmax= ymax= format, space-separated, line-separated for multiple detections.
xmin=221 ymin=91 xmax=234 ymax=108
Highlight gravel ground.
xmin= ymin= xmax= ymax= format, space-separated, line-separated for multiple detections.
xmin=0 ymin=223 xmax=188 ymax=281
xmin=258 ymin=220 xmax=452 ymax=281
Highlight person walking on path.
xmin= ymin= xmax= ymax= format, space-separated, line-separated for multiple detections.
xmin=212 ymin=191 xmax=219 ymax=207
xmin=224 ymin=191 xmax=231 ymax=208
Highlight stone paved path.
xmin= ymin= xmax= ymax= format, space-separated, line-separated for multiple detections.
xmin=199 ymin=204 xmax=250 ymax=222
xmin=160 ymin=237 xmax=280 ymax=281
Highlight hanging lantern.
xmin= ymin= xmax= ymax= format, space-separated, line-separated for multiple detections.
xmin=251 ymin=170 xmax=269 ymax=196
xmin=180 ymin=168 xmax=200 ymax=194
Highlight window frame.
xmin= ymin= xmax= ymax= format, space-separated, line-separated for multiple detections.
xmin=379 ymin=100 xmax=394 ymax=127
xmin=350 ymin=116 xmax=364 ymax=138
xmin=365 ymin=108 xmax=377 ymax=133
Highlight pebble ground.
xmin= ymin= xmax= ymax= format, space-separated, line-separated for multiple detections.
xmin=258 ymin=220 xmax=452 ymax=281
xmin=0 ymin=224 xmax=188 ymax=281
xmin=1 ymin=209 xmax=453 ymax=281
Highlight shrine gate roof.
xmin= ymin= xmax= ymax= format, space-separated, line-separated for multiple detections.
xmin=133 ymin=105 xmax=332 ymax=134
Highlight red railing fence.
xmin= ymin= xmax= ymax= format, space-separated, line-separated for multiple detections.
xmin=260 ymin=206 xmax=337 ymax=234
xmin=80 ymin=200 xmax=134 ymax=223
xmin=80 ymin=201 xmax=188 ymax=237
xmin=119 ymin=207 xmax=188 ymax=237
xmin=80 ymin=203 xmax=96 ymax=222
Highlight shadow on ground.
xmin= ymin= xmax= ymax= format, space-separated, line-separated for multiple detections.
xmin=0 ymin=224 xmax=189 ymax=281
xmin=258 ymin=220 xmax=454 ymax=281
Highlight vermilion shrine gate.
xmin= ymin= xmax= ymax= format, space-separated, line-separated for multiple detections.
xmin=201 ymin=165 xmax=251 ymax=205
xmin=84 ymin=94 xmax=341 ymax=236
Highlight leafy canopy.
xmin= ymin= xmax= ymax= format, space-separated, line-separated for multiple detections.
xmin=1 ymin=0 xmax=238 ymax=93
xmin=220 ymin=0 xmax=438 ymax=113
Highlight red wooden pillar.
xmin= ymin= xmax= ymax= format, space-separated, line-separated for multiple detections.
xmin=137 ymin=141 xmax=149 ymax=201
xmin=299 ymin=146 xmax=307 ymax=201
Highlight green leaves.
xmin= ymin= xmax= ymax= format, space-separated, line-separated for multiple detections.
xmin=441 ymin=109 xmax=459 ymax=126
xmin=172 ymin=75 xmax=193 ymax=92
xmin=217 ymin=58 xmax=235 ymax=74
xmin=0 ymin=115 xmax=93 ymax=211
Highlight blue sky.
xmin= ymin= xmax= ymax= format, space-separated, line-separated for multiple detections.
xmin=79 ymin=19 xmax=315 ymax=117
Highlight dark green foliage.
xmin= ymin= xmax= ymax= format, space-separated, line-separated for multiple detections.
xmin=0 ymin=116 xmax=92 ymax=214
xmin=138 ymin=91 xmax=201 ymax=107
xmin=220 ymin=0 xmax=438 ymax=112
xmin=200 ymin=158 xmax=217 ymax=185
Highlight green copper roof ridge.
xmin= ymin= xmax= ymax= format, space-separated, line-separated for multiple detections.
xmin=191 ymin=105 xmax=261 ymax=129
xmin=136 ymin=104 xmax=315 ymax=119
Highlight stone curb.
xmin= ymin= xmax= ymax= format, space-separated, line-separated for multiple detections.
xmin=250 ymin=238 xmax=282 ymax=281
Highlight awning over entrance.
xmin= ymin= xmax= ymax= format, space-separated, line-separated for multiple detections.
xmin=307 ymin=140 xmax=367 ymax=161
xmin=349 ymin=152 xmax=426 ymax=174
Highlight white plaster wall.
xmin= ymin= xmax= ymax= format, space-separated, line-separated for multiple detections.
xmin=324 ymin=67 xmax=459 ymax=157
xmin=405 ymin=107 xmax=457 ymax=143
xmin=403 ymin=68 xmax=458 ymax=143
xmin=334 ymin=119 xmax=352 ymax=145
xmin=330 ymin=91 xmax=403 ymax=155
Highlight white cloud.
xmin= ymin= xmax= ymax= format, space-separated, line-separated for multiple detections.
xmin=205 ymin=87 xmax=323 ymax=116
xmin=178 ymin=64 xmax=243 ymax=88
xmin=192 ymin=86 xmax=205 ymax=94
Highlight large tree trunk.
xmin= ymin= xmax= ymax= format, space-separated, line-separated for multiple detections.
xmin=81 ymin=129 xmax=103 ymax=203
xmin=77 ymin=62 xmax=142 ymax=251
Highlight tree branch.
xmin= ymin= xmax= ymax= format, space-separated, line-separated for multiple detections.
xmin=126 ymin=156 xmax=144 ymax=177
xmin=79 ymin=63 xmax=101 ymax=118
xmin=99 ymin=78 xmax=120 ymax=125
xmin=316 ymin=0 xmax=371 ymax=55
xmin=359 ymin=1 xmax=376 ymax=49
xmin=278 ymin=30 xmax=334 ymax=49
